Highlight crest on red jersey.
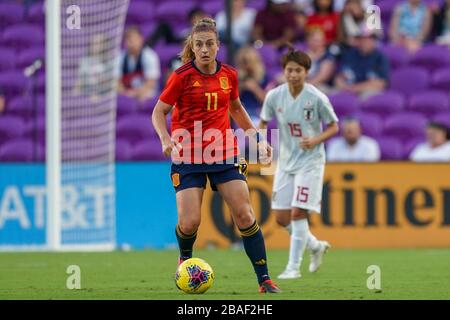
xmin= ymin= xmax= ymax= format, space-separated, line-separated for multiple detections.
xmin=219 ymin=77 xmax=229 ymax=90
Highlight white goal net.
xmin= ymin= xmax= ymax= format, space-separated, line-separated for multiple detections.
xmin=49 ymin=0 xmax=129 ymax=250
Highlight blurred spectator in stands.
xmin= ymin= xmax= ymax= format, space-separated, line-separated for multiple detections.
xmin=327 ymin=117 xmax=380 ymax=161
xmin=305 ymin=28 xmax=335 ymax=92
xmin=334 ymin=28 xmax=388 ymax=97
xmin=216 ymin=0 xmax=256 ymax=49
xmin=118 ymin=26 xmax=161 ymax=101
xmin=294 ymin=0 xmax=372 ymax=14
xmin=389 ymin=0 xmax=432 ymax=53
xmin=305 ymin=0 xmax=340 ymax=45
xmin=235 ymin=46 xmax=268 ymax=120
xmin=0 ymin=87 xmax=5 ymax=114
xmin=146 ymin=8 xmax=207 ymax=47
xmin=432 ymin=0 xmax=450 ymax=46
xmin=252 ymin=0 xmax=297 ymax=50
xmin=338 ymin=0 xmax=367 ymax=47
xmin=74 ymin=34 xmax=112 ymax=99
xmin=410 ymin=122 xmax=450 ymax=162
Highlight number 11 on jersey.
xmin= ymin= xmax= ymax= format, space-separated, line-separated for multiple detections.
xmin=205 ymin=92 xmax=218 ymax=111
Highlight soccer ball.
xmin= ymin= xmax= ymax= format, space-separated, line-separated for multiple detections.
xmin=175 ymin=258 xmax=214 ymax=294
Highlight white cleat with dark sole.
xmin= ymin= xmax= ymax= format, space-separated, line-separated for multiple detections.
xmin=277 ymin=269 xmax=302 ymax=280
xmin=309 ymin=241 xmax=331 ymax=273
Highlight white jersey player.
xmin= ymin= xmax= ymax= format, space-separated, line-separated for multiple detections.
xmin=259 ymin=48 xmax=339 ymax=279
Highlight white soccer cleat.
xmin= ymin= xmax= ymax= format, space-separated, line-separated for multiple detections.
xmin=277 ymin=268 xmax=302 ymax=280
xmin=309 ymin=241 xmax=331 ymax=273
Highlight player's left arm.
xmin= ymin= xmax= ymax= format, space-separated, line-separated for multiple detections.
xmin=230 ymin=98 xmax=273 ymax=163
xmin=229 ymin=97 xmax=255 ymax=132
xmin=301 ymin=95 xmax=339 ymax=150
xmin=300 ymin=121 xmax=339 ymax=150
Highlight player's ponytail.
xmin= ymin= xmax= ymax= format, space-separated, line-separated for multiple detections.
xmin=180 ymin=17 xmax=219 ymax=63
xmin=281 ymin=43 xmax=312 ymax=71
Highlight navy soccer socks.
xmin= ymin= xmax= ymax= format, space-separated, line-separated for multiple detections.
xmin=175 ymin=224 xmax=197 ymax=261
xmin=240 ymin=221 xmax=270 ymax=284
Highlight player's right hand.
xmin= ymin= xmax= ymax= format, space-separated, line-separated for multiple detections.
xmin=258 ymin=140 xmax=273 ymax=165
xmin=161 ymin=137 xmax=182 ymax=158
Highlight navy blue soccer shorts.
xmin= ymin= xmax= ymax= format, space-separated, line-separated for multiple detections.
xmin=170 ymin=158 xmax=248 ymax=193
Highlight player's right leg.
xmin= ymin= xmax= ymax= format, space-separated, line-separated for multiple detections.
xmin=171 ymin=166 xmax=206 ymax=265
xmin=175 ymin=187 xmax=204 ymax=264
xmin=271 ymin=168 xmax=294 ymax=234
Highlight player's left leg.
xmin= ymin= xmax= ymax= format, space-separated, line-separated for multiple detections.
xmin=279 ymin=164 xmax=329 ymax=278
xmin=215 ymin=178 xmax=281 ymax=293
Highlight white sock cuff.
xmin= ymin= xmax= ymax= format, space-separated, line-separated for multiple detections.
xmin=291 ymin=219 xmax=309 ymax=235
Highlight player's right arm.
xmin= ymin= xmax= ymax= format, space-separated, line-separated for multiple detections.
xmin=258 ymin=89 xmax=275 ymax=132
xmin=152 ymin=100 xmax=179 ymax=157
xmin=152 ymin=71 xmax=182 ymax=157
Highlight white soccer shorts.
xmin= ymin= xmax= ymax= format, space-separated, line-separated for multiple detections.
xmin=271 ymin=164 xmax=325 ymax=214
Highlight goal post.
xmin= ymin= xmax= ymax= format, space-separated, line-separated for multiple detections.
xmin=46 ymin=0 xmax=62 ymax=251
xmin=45 ymin=0 xmax=129 ymax=251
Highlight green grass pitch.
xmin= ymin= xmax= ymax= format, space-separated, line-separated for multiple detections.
xmin=1 ymin=249 xmax=449 ymax=300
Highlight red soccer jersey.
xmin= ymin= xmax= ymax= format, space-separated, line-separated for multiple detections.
xmin=159 ymin=60 xmax=240 ymax=164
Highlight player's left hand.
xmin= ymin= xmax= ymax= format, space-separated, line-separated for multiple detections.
xmin=258 ymin=140 xmax=273 ymax=165
xmin=300 ymin=137 xmax=319 ymax=150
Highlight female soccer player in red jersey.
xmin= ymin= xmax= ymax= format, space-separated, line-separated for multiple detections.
xmin=152 ymin=18 xmax=281 ymax=293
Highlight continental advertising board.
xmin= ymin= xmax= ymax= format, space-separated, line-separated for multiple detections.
xmin=197 ymin=163 xmax=450 ymax=248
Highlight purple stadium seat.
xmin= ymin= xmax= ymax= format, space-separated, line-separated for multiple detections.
xmin=432 ymin=112 xmax=450 ymax=131
xmin=0 ymin=3 xmax=24 ymax=29
xmin=352 ymin=112 xmax=383 ymax=138
xmin=27 ymin=2 xmax=45 ymax=24
xmin=156 ymin=1 xmax=196 ymax=24
xmin=37 ymin=72 xmax=46 ymax=93
xmin=390 ymin=67 xmax=429 ymax=97
xmin=328 ymin=91 xmax=359 ymax=118
xmin=266 ymin=66 xmax=282 ymax=83
xmin=431 ymin=67 xmax=450 ymax=93
xmin=247 ymin=0 xmax=266 ymax=11
xmin=115 ymin=139 xmax=132 ymax=161
xmin=24 ymin=116 xmax=45 ymax=146
xmin=138 ymin=95 xmax=159 ymax=116
xmin=0 ymin=116 xmax=26 ymax=144
xmin=7 ymin=94 xmax=45 ymax=118
xmin=117 ymin=94 xmax=138 ymax=117
xmin=116 ymin=114 xmax=156 ymax=144
xmin=377 ymin=0 xmax=399 ymax=25
xmin=404 ymin=137 xmax=425 ymax=159
xmin=1 ymin=24 xmax=44 ymax=49
xmin=0 ymin=47 xmax=16 ymax=71
xmin=201 ymin=1 xmax=224 ymax=16
xmin=379 ymin=44 xmax=409 ymax=70
xmin=257 ymin=45 xmax=279 ymax=68
xmin=217 ymin=46 xmax=228 ymax=63
xmin=131 ymin=139 xmax=166 ymax=161
xmin=407 ymin=90 xmax=450 ymax=117
xmin=0 ymin=70 xmax=27 ymax=98
xmin=0 ymin=139 xmax=37 ymax=162
xmin=360 ymin=90 xmax=405 ymax=118
xmin=409 ymin=45 xmax=450 ymax=72
xmin=383 ymin=112 xmax=427 ymax=140
xmin=126 ymin=1 xmax=155 ymax=25
xmin=140 ymin=22 xmax=158 ymax=39
xmin=153 ymin=43 xmax=182 ymax=68
xmin=376 ymin=136 xmax=404 ymax=160
xmin=17 ymin=46 xmax=45 ymax=69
